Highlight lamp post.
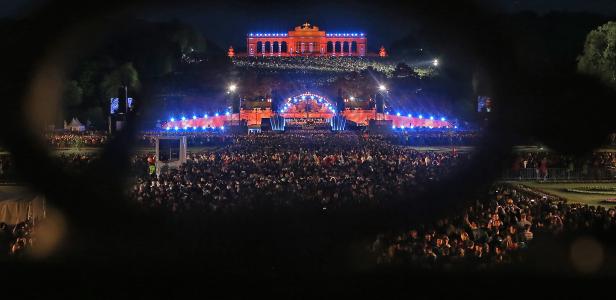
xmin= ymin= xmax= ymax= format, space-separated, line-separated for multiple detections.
xmin=228 ymin=84 xmax=239 ymax=122
xmin=376 ymin=84 xmax=387 ymax=120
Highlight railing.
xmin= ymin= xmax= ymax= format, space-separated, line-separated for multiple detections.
xmin=502 ymin=167 xmax=616 ymax=181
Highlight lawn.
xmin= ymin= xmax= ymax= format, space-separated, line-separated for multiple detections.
xmin=515 ymin=181 xmax=616 ymax=207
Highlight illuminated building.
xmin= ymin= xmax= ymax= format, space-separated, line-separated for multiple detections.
xmin=162 ymin=92 xmax=453 ymax=130
xmin=246 ymin=22 xmax=367 ymax=56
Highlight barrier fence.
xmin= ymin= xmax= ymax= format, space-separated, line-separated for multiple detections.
xmin=502 ymin=167 xmax=616 ymax=181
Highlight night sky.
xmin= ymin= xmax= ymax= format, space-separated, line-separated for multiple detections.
xmin=2 ymin=0 xmax=616 ymax=50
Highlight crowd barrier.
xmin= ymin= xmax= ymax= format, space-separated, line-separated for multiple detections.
xmin=502 ymin=167 xmax=616 ymax=181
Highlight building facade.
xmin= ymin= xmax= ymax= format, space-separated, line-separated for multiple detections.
xmin=246 ymin=22 xmax=367 ymax=56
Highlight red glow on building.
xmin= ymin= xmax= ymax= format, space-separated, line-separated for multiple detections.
xmin=228 ymin=46 xmax=235 ymax=58
xmin=246 ymin=22 xmax=367 ymax=57
xmin=379 ymin=46 xmax=387 ymax=57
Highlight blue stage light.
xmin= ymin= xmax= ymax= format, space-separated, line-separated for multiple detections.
xmin=225 ymin=112 xmax=230 ymax=116
xmin=215 ymin=113 xmax=219 ymax=117
xmin=174 ymin=126 xmax=178 ymax=130
xmin=430 ymin=116 xmax=434 ymax=120
xmin=408 ymin=114 xmax=412 ymax=117
xmin=221 ymin=126 xmax=225 ymax=130
xmin=165 ymin=126 xmax=170 ymax=130
xmin=192 ymin=116 xmax=196 ymax=119
xmin=181 ymin=116 xmax=186 ymax=121
xmin=202 ymin=126 xmax=206 ymax=129
xmin=392 ymin=125 xmax=396 ymax=129
xmin=170 ymin=117 xmax=175 ymax=122
xmin=396 ymin=112 xmax=401 ymax=116
xmin=418 ymin=115 xmax=423 ymax=119
xmin=193 ymin=126 xmax=196 ymax=130
xmin=204 ymin=114 xmax=208 ymax=118
xmin=441 ymin=117 xmax=446 ymax=121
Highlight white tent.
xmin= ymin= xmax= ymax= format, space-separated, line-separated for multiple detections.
xmin=0 ymin=186 xmax=45 ymax=225
xmin=64 ymin=117 xmax=86 ymax=132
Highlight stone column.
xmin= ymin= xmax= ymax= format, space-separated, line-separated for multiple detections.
xmin=270 ymin=41 xmax=274 ymax=55
xmin=278 ymin=41 xmax=282 ymax=54
xmin=261 ymin=41 xmax=265 ymax=55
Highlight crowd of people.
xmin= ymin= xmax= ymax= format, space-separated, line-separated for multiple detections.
xmin=130 ymin=132 xmax=469 ymax=213
xmin=0 ymin=221 xmax=36 ymax=258
xmin=45 ymin=131 xmax=108 ymax=148
xmin=4 ymin=129 xmax=616 ymax=265
xmin=387 ymin=130 xmax=480 ymax=146
xmin=508 ymin=151 xmax=616 ymax=180
xmin=233 ymin=56 xmax=398 ymax=76
xmin=137 ymin=132 xmax=235 ymax=148
xmin=372 ymin=184 xmax=616 ymax=269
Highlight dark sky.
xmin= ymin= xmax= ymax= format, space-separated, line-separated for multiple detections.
xmin=3 ymin=0 xmax=616 ymax=50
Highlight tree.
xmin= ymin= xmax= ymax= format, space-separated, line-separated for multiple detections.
xmin=578 ymin=21 xmax=616 ymax=90
xmin=100 ymin=62 xmax=140 ymax=99
xmin=63 ymin=80 xmax=83 ymax=107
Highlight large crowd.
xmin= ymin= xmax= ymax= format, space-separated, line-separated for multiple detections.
xmin=4 ymin=130 xmax=616 ymax=263
xmin=136 ymin=130 xmax=480 ymax=148
xmin=387 ymin=130 xmax=480 ymax=146
xmin=45 ymin=131 xmax=108 ymax=148
xmin=233 ymin=56 xmax=398 ymax=76
xmin=372 ymin=184 xmax=616 ymax=269
xmin=130 ymin=132 xmax=468 ymax=213
xmin=137 ymin=132 xmax=235 ymax=147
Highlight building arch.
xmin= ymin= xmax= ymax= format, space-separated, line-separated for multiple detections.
xmin=256 ymin=41 xmax=263 ymax=54
xmin=280 ymin=92 xmax=336 ymax=113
